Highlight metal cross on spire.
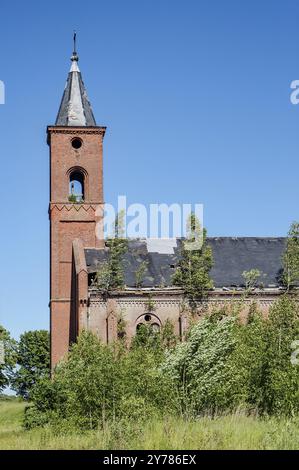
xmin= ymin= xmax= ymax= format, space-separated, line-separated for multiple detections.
xmin=71 ymin=31 xmax=79 ymax=62
xmin=73 ymin=31 xmax=77 ymax=55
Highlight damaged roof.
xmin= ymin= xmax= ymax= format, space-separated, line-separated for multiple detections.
xmin=85 ymin=237 xmax=286 ymax=288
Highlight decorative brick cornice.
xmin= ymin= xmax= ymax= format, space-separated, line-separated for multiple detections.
xmin=88 ymin=291 xmax=293 ymax=308
xmin=117 ymin=299 xmax=181 ymax=308
xmin=47 ymin=126 xmax=106 ymax=136
xmin=88 ymin=287 xmax=287 ymax=299
xmin=49 ymin=203 xmax=101 ymax=213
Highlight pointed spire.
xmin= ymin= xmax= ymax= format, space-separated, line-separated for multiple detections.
xmin=55 ymin=33 xmax=96 ymax=127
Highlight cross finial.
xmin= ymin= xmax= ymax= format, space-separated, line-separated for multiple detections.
xmin=73 ymin=31 xmax=77 ymax=55
xmin=71 ymin=31 xmax=79 ymax=62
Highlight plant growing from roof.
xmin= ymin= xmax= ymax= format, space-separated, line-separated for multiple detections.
xmin=94 ymin=210 xmax=128 ymax=293
xmin=135 ymin=260 xmax=149 ymax=288
xmin=172 ymin=213 xmax=213 ymax=309
xmin=242 ymin=269 xmax=262 ymax=291
xmin=282 ymin=221 xmax=299 ymax=291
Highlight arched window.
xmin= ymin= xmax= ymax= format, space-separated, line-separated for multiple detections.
xmin=135 ymin=313 xmax=161 ymax=334
xmin=69 ymin=170 xmax=85 ymax=202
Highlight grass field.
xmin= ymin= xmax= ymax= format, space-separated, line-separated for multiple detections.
xmin=1 ymin=399 xmax=299 ymax=450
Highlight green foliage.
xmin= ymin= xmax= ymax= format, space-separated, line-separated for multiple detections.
xmin=132 ymin=320 xmax=177 ymax=352
xmin=173 ymin=214 xmax=213 ymax=307
xmin=262 ymin=296 xmax=299 ymax=415
xmin=231 ymin=297 xmax=299 ymax=415
xmin=163 ymin=312 xmax=240 ymax=415
xmin=145 ymin=294 xmax=156 ymax=312
xmin=161 ymin=319 xmax=178 ymax=349
xmin=117 ymin=311 xmax=127 ymax=341
xmin=131 ymin=324 xmax=161 ymax=351
xmin=92 ymin=260 xmax=112 ymax=294
xmin=0 ymin=326 xmax=17 ymax=392
xmin=227 ymin=304 xmax=269 ymax=410
xmin=135 ymin=260 xmax=149 ymax=288
xmin=25 ymin=331 xmax=178 ymax=430
xmin=11 ymin=330 xmax=50 ymax=400
xmin=242 ymin=269 xmax=262 ymax=290
xmin=24 ymin=296 xmax=299 ymax=432
xmin=283 ymin=222 xmax=299 ymax=289
xmin=94 ymin=211 xmax=128 ymax=292
xmin=3 ymin=400 xmax=299 ymax=450
xmin=164 ymin=297 xmax=299 ymax=417
xmin=68 ymin=194 xmax=78 ymax=203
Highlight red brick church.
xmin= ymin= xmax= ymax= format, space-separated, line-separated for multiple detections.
xmin=49 ymin=45 xmax=286 ymax=369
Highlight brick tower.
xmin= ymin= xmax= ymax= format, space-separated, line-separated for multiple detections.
xmin=48 ymin=41 xmax=106 ymax=368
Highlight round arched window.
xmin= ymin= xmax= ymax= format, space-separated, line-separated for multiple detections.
xmin=69 ymin=170 xmax=85 ymax=202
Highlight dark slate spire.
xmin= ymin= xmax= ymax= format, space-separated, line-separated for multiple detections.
xmin=55 ymin=35 xmax=96 ymax=126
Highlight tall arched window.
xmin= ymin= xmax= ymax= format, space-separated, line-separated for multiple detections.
xmin=69 ymin=170 xmax=85 ymax=202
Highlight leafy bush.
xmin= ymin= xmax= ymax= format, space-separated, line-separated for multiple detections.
xmin=163 ymin=311 xmax=241 ymax=415
xmin=25 ymin=330 xmax=178 ymax=430
xmin=26 ymin=296 xmax=299 ymax=430
xmin=164 ymin=297 xmax=299 ymax=417
xmin=262 ymin=296 xmax=299 ymax=415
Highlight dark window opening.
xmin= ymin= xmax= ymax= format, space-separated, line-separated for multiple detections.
xmin=144 ymin=314 xmax=151 ymax=322
xmin=69 ymin=170 xmax=84 ymax=202
xmin=88 ymin=273 xmax=96 ymax=286
xmin=71 ymin=138 xmax=82 ymax=149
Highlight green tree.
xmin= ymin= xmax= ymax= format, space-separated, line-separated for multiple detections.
xmin=11 ymin=330 xmax=50 ymax=399
xmin=135 ymin=260 xmax=149 ymax=288
xmin=242 ymin=269 xmax=261 ymax=290
xmin=229 ymin=297 xmax=299 ymax=415
xmin=92 ymin=260 xmax=112 ymax=294
xmin=162 ymin=310 xmax=240 ymax=415
xmin=173 ymin=213 xmax=213 ymax=308
xmin=228 ymin=303 xmax=269 ymax=410
xmin=0 ymin=325 xmax=17 ymax=392
xmin=283 ymin=222 xmax=299 ymax=290
xmin=131 ymin=324 xmax=162 ymax=352
xmin=95 ymin=211 xmax=128 ymax=292
xmin=25 ymin=331 xmax=178 ymax=429
xmin=263 ymin=296 xmax=299 ymax=415
xmin=161 ymin=319 xmax=178 ymax=349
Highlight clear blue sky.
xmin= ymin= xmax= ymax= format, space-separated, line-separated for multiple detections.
xmin=0 ymin=0 xmax=299 ymax=339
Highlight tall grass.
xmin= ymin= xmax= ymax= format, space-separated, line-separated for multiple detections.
xmin=1 ymin=400 xmax=299 ymax=450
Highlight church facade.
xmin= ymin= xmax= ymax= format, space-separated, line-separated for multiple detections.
xmin=49 ymin=47 xmax=286 ymax=369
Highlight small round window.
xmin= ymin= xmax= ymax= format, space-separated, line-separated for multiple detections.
xmin=71 ymin=138 xmax=82 ymax=149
